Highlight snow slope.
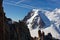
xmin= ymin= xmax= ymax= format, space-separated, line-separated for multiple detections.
xmin=23 ymin=8 xmax=60 ymax=39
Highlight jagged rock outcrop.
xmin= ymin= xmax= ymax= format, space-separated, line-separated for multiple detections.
xmin=11 ymin=21 xmax=33 ymax=40
xmin=0 ymin=0 xmax=33 ymax=40
xmin=33 ymin=30 xmax=59 ymax=40
xmin=0 ymin=0 xmax=5 ymax=40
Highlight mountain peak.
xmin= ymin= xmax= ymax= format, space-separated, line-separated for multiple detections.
xmin=32 ymin=9 xmax=39 ymax=13
xmin=23 ymin=9 xmax=51 ymax=29
xmin=23 ymin=9 xmax=60 ymax=39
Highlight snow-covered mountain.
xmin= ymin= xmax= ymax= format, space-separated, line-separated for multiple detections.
xmin=23 ymin=8 xmax=60 ymax=39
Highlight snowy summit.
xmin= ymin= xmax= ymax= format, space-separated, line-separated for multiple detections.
xmin=23 ymin=8 xmax=60 ymax=39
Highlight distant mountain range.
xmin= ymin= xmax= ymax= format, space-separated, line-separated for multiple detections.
xmin=23 ymin=8 xmax=60 ymax=39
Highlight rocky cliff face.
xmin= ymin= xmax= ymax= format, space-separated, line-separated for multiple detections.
xmin=0 ymin=0 xmax=32 ymax=40
xmin=0 ymin=0 xmax=5 ymax=40
xmin=11 ymin=21 xmax=32 ymax=40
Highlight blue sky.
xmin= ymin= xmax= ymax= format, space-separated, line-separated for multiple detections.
xmin=3 ymin=0 xmax=60 ymax=21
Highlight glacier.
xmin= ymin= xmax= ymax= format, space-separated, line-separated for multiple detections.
xmin=23 ymin=8 xmax=60 ymax=39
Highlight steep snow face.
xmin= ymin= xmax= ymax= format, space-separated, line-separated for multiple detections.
xmin=27 ymin=9 xmax=39 ymax=23
xmin=45 ymin=8 xmax=60 ymax=33
xmin=43 ymin=8 xmax=60 ymax=39
xmin=27 ymin=9 xmax=51 ymax=29
xmin=23 ymin=8 xmax=60 ymax=39
xmin=43 ymin=25 xmax=60 ymax=39
xmin=27 ymin=9 xmax=42 ymax=29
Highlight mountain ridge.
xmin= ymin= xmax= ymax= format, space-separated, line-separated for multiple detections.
xmin=23 ymin=8 xmax=60 ymax=39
